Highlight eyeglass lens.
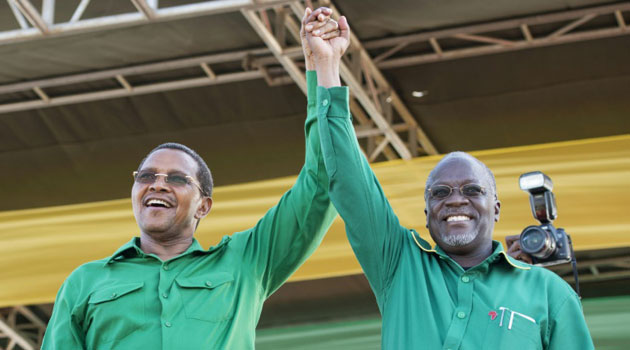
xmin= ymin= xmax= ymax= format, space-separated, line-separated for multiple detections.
xmin=134 ymin=171 xmax=189 ymax=186
xmin=430 ymin=184 xmax=483 ymax=198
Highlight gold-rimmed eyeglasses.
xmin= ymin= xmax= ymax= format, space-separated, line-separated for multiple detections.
xmin=132 ymin=170 xmax=206 ymax=196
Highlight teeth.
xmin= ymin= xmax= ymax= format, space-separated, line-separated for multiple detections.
xmin=147 ymin=199 xmax=171 ymax=208
xmin=447 ymin=215 xmax=471 ymax=222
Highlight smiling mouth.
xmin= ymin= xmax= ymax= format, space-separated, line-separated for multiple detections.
xmin=146 ymin=199 xmax=172 ymax=208
xmin=445 ymin=215 xmax=472 ymax=222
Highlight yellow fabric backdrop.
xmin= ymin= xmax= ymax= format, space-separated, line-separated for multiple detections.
xmin=1 ymin=135 xmax=629 ymax=307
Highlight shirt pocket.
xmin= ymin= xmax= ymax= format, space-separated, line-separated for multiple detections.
xmin=175 ymin=272 xmax=235 ymax=323
xmin=86 ymin=282 xmax=145 ymax=345
xmin=483 ymin=312 xmax=542 ymax=350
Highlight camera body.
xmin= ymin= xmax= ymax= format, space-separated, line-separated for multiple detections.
xmin=520 ymin=224 xmax=572 ymax=266
xmin=518 ymin=172 xmax=573 ymax=266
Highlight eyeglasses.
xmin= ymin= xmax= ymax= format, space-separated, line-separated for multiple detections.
xmin=132 ymin=170 xmax=206 ymax=196
xmin=426 ymin=184 xmax=486 ymax=199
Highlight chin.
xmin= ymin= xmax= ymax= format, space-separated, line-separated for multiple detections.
xmin=140 ymin=221 xmax=172 ymax=234
xmin=440 ymin=231 xmax=478 ymax=247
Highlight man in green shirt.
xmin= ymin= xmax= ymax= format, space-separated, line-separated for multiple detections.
xmin=42 ymin=8 xmax=341 ymax=350
xmin=305 ymin=15 xmax=594 ymax=350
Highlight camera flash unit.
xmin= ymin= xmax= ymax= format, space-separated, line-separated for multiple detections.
xmin=519 ymin=171 xmax=553 ymax=193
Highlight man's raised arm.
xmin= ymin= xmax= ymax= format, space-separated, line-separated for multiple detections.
xmin=305 ymin=17 xmax=408 ymax=301
xmin=234 ymin=9 xmax=341 ymax=298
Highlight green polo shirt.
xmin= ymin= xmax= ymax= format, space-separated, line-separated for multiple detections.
xmin=315 ymin=85 xmax=594 ymax=349
xmin=42 ymin=71 xmax=337 ymax=350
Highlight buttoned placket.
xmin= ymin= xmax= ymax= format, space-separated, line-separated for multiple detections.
xmin=442 ymin=268 xmax=477 ymax=350
xmin=158 ymin=259 xmax=177 ymax=342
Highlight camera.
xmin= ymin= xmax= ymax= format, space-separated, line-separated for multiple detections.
xmin=518 ymin=171 xmax=573 ymax=266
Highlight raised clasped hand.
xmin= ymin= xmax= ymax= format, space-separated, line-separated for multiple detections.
xmin=301 ymin=7 xmax=350 ymax=67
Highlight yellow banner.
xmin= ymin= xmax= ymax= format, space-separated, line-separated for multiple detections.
xmin=2 ymin=135 xmax=629 ymax=307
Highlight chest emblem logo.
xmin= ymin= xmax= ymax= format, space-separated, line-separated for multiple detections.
xmin=488 ymin=310 xmax=498 ymax=320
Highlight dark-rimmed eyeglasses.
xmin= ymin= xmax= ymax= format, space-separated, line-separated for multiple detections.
xmin=133 ymin=170 xmax=206 ymax=196
xmin=426 ymin=184 xmax=486 ymax=199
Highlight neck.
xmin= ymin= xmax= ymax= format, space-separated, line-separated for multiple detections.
xmin=445 ymin=242 xmax=494 ymax=269
xmin=139 ymin=232 xmax=194 ymax=261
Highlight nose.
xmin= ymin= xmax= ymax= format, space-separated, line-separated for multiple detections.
xmin=444 ymin=188 xmax=469 ymax=207
xmin=149 ymin=174 xmax=171 ymax=192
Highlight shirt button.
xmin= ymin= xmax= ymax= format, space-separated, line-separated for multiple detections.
xmin=461 ymin=275 xmax=470 ymax=283
xmin=322 ymin=99 xmax=329 ymax=106
xmin=457 ymin=311 xmax=466 ymax=319
xmin=111 ymin=292 xmax=117 ymax=298
xmin=163 ymin=265 xmax=169 ymax=270
xmin=162 ymin=293 xmax=168 ymax=299
xmin=165 ymin=322 xmax=172 ymax=327
xmin=205 ymin=281 xmax=213 ymax=287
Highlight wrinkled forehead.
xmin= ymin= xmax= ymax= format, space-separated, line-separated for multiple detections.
xmin=140 ymin=149 xmax=198 ymax=176
xmin=429 ymin=157 xmax=489 ymax=186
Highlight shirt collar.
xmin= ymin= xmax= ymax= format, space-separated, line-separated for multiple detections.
xmin=105 ymin=235 xmax=231 ymax=265
xmin=410 ymin=230 xmax=531 ymax=270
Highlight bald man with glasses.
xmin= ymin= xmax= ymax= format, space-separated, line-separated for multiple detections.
xmin=303 ymin=13 xmax=594 ymax=350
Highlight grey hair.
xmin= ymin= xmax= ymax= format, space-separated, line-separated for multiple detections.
xmin=424 ymin=151 xmax=497 ymax=200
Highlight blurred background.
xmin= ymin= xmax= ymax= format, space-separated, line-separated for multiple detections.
xmin=0 ymin=0 xmax=629 ymax=349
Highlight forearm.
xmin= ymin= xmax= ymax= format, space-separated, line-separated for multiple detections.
xmin=291 ymin=70 xmax=336 ymax=239
xmin=314 ymin=57 xmax=341 ymax=88
xmin=246 ymin=71 xmax=336 ymax=296
xmin=315 ymin=83 xmax=405 ymax=295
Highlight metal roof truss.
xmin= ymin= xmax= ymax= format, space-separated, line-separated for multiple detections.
xmin=0 ymin=1 xmax=629 ymax=159
xmin=0 ymin=305 xmax=49 ymax=350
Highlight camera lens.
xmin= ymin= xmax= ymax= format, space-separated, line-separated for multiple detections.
xmin=520 ymin=226 xmax=556 ymax=259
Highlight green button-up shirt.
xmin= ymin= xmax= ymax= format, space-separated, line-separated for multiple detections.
xmin=42 ymin=71 xmax=336 ymax=350
xmin=315 ymin=85 xmax=594 ymax=349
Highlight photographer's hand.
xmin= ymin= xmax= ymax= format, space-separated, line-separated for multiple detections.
xmin=505 ymin=235 xmax=534 ymax=264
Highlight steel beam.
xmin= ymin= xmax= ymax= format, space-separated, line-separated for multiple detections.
xmin=547 ymin=14 xmax=596 ymax=38
xmin=316 ymin=1 xmax=438 ymax=156
xmin=291 ymin=1 xmax=421 ymax=159
xmin=244 ymin=3 xmax=402 ymax=160
xmin=452 ymin=33 xmax=515 ymax=47
xmin=1 ymin=11 xmax=628 ymax=113
xmin=10 ymin=0 xmax=49 ymax=34
xmin=378 ymin=26 xmax=630 ymax=69
xmin=0 ymin=48 xmax=269 ymax=94
xmin=41 ymin=0 xmax=55 ymax=25
xmin=131 ymin=0 xmax=157 ymax=20
xmin=368 ymin=3 xmax=630 ymax=69
xmin=548 ymin=251 xmax=630 ymax=285
xmin=244 ymin=2 xmax=416 ymax=160
xmin=7 ymin=0 xmax=29 ymax=29
xmin=0 ymin=0 xmax=297 ymax=45
xmin=0 ymin=70 xmax=264 ymax=114
xmin=615 ymin=10 xmax=627 ymax=28
xmin=365 ymin=3 xmax=630 ymax=49
xmin=241 ymin=8 xmax=307 ymax=93
xmin=0 ymin=1 xmax=627 ymax=158
xmin=0 ymin=306 xmax=45 ymax=350
xmin=70 ymin=0 xmax=91 ymax=23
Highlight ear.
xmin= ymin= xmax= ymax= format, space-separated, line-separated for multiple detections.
xmin=424 ymin=208 xmax=429 ymax=228
xmin=195 ymin=197 xmax=213 ymax=219
xmin=494 ymin=199 xmax=501 ymax=222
